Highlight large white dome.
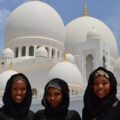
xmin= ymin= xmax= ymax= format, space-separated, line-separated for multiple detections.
xmin=0 ymin=70 xmax=17 ymax=91
xmin=48 ymin=61 xmax=84 ymax=85
xmin=65 ymin=16 xmax=118 ymax=57
xmin=5 ymin=1 xmax=65 ymax=44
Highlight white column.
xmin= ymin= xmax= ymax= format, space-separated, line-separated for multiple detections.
xmin=34 ymin=46 xmax=37 ymax=56
xmin=49 ymin=47 xmax=52 ymax=60
xmin=26 ymin=46 xmax=29 ymax=56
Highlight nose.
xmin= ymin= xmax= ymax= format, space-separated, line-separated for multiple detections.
xmin=17 ymin=89 xmax=22 ymax=94
xmin=51 ymin=96 xmax=55 ymax=100
xmin=98 ymin=83 xmax=103 ymax=89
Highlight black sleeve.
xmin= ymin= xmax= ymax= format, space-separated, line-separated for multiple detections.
xmin=27 ymin=110 xmax=35 ymax=120
xmin=34 ymin=110 xmax=45 ymax=120
xmin=67 ymin=110 xmax=81 ymax=120
xmin=0 ymin=111 xmax=8 ymax=120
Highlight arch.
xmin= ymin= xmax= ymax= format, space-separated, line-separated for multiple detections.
xmin=29 ymin=46 xmax=34 ymax=56
xmin=15 ymin=47 xmax=18 ymax=57
xmin=37 ymin=46 xmax=41 ymax=48
xmin=32 ymin=88 xmax=37 ymax=97
xmin=86 ymin=54 xmax=93 ymax=81
xmin=22 ymin=46 xmax=26 ymax=56
xmin=103 ymin=56 xmax=106 ymax=68
xmin=52 ymin=48 xmax=55 ymax=58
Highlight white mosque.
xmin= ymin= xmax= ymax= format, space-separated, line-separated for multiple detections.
xmin=0 ymin=0 xmax=120 ymax=113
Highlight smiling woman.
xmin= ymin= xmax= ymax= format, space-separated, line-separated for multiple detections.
xmin=82 ymin=67 xmax=120 ymax=120
xmin=0 ymin=73 xmax=34 ymax=120
xmin=35 ymin=78 xmax=81 ymax=120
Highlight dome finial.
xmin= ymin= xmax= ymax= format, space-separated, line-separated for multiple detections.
xmin=84 ymin=0 xmax=88 ymax=16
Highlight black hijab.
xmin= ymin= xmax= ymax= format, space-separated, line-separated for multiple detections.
xmin=2 ymin=73 xmax=32 ymax=118
xmin=42 ymin=78 xmax=69 ymax=118
xmin=82 ymin=67 xmax=118 ymax=120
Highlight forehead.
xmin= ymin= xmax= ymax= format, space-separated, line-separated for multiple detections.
xmin=12 ymin=79 xmax=26 ymax=85
xmin=94 ymin=76 xmax=110 ymax=82
xmin=47 ymin=87 xmax=61 ymax=92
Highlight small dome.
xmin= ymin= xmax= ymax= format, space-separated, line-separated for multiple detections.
xmin=87 ymin=27 xmax=100 ymax=40
xmin=65 ymin=53 xmax=75 ymax=64
xmin=35 ymin=46 xmax=48 ymax=57
xmin=0 ymin=70 xmax=17 ymax=91
xmin=3 ymin=48 xmax=14 ymax=58
xmin=5 ymin=1 xmax=65 ymax=44
xmin=48 ymin=61 xmax=84 ymax=85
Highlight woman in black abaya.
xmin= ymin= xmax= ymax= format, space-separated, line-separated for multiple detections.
xmin=35 ymin=78 xmax=81 ymax=120
xmin=82 ymin=67 xmax=120 ymax=120
xmin=0 ymin=73 xmax=34 ymax=120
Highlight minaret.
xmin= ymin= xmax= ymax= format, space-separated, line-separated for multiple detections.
xmin=83 ymin=0 xmax=88 ymax=16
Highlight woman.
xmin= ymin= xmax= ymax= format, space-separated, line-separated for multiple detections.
xmin=0 ymin=73 xmax=34 ymax=120
xmin=35 ymin=78 xmax=81 ymax=120
xmin=82 ymin=67 xmax=120 ymax=120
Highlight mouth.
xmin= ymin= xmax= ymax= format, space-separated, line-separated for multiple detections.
xmin=16 ymin=96 xmax=23 ymax=100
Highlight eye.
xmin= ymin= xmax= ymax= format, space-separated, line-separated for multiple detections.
xmin=54 ymin=92 xmax=61 ymax=96
xmin=102 ymin=81 xmax=109 ymax=85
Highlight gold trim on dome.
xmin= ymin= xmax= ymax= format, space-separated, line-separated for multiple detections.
xmin=84 ymin=0 xmax=88 ymax=16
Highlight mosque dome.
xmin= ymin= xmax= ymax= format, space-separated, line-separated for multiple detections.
xmin=3 ymin=48 xmax=14 ymax=58
xmin=0 ymin=70 xmax=17 ymax=91
xmin=65 ymin=16 xmax=118 ymax=57
xmin=65 ymin=53 xmax=75 ymax=64
xmin=4 ymin=1 xmax=65 ymax=44
xmin=35 ymin=46 xmax=48 ymax=57
xmin=48 ymin=61 xmax=84 ymax=85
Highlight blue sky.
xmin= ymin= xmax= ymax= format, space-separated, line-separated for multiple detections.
xmin=0 ymin=0 xmax=120 ymax=56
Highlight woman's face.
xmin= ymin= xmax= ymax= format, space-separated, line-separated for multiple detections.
xmin=93 ymin=76 xmax=111 ymax=99
xmin=47 ymin=87 xmax=63 ymax=108
xmin=11 ymin=80 xmax=27 ymax=103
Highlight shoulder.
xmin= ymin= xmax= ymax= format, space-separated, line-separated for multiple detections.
xmin=67 ymin=110 xmax=81 ymax=120
xmin=35 ymin=109 xmax=44 ymax=115
xmin=0 ymin=109 xmax=9 ymax=120
xmin=28 ymin=110 xmax=35 ymax=116
xmin=35 ymin=110 xmax=45 ymax=120
xmin=25 ymin=110 xmax=34 ymax=120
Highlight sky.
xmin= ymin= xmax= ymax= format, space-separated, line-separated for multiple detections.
xmin=0 ymin=0 xmax=120 ymax=57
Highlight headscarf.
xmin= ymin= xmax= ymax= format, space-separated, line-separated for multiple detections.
xmin=82 ymin=67 xmax=118 ymax=120
xmin=42 ymin=78 xmax=69 ymax=118
xmin=2 ymin=73 xmax=32 ymax=118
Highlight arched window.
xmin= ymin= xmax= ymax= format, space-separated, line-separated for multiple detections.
xmin=15 ymin=47 xmax=18 ymax=57
xmin=32 ymin=88 xmax=37 ymax=97
xmin=29 ymin=46 xmax=34 ymax=56
xmin=22 ymin=46 xmax=26 ymax=56
xmin=103 ymin=56 xmax=106 ymax=68
xmin=52 ymin=49 xmax=55 ymax=58
xmin=86 ymin=54 xmax=93 ymax=81
xmin=37 ymin=46 xmax=40 ymax=48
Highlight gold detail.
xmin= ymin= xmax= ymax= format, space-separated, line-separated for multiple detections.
xmin=84 ymin=0 xmax=88 ymax=16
